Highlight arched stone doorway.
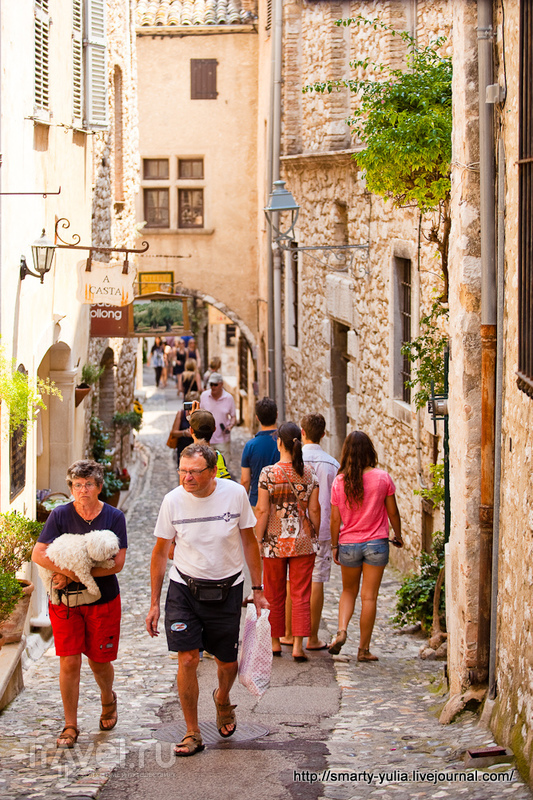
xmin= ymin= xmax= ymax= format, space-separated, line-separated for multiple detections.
xmin=36 ymin=342 xmax=76 ymax=493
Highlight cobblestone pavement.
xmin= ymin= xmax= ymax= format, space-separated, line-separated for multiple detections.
xmin=0 ymin=376 xmax=531 ymax=799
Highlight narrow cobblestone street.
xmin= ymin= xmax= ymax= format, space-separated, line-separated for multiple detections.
xmin=0 ymin=380 xmax=531 ymax=800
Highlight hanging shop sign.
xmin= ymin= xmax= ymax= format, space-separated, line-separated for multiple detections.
xmin=77 ymin=260 xmax=136 ymax=307
xmin=90 ymin=303 xmax=132 ymax=337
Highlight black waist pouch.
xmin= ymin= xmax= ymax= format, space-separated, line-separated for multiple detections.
xmin=177 ymin=570 xmax=241 ymax=603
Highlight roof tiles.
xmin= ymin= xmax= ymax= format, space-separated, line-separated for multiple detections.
xmin=136 ymin=0 xmax=256 ymax=27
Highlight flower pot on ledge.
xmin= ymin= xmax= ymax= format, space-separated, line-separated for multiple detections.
xmin=75 ymin=384 xmax=91 ymax=407
xmin=0 ymin=580 xmax=34 ymax=644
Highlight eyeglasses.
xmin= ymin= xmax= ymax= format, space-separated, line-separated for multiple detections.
xmin=210 ymin=382 xmax=222 ymax=387
xmin=72 ymin=482 xmax=97 ymax=491
xmin=178 ymin=467 xmax=210 ymax=477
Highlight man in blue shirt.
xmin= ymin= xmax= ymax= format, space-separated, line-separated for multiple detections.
xmin=240 ymin=397 xmax=279 ymax=508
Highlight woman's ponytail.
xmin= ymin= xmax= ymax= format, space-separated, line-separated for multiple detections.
xmin=278 ymin=422 xmax=304 ymax=476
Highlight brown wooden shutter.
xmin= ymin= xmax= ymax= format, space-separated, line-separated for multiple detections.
xmin=191 ymin=59 xmax=218 ymax=100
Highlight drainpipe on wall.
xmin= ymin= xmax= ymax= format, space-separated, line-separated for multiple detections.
xmin=488 ymin=137 xmax=505 ymax=699
xmin=270 ymin=0 xmax=284 ymax=417
xmin=475 ymin=0 xmax=497 ymax=685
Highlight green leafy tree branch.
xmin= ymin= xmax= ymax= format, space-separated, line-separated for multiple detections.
xmin=304 ymin=15 xmax=452 ymax=300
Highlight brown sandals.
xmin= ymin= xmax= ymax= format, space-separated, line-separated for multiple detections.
xmin=328 ymin=630 xmax=347 ymax=655
xmin=357 ymin=648 xmax=379 ymax=662
xmin=174 ymin=730 xmax=205 ymax=757
xmin=99 ymin=690 xmax=118 ymax=731
xmin=213 ymin=688 xmax=237 ymax=738
xmin=56 ymin=725 xmax=79 ymax=748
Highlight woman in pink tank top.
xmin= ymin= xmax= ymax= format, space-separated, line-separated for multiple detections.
xmin=328 ymin=432 xmax=403 ymax=661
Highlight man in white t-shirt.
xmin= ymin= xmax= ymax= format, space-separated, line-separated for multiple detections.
xmin=146 ymin=444 xmax=268 ymax=758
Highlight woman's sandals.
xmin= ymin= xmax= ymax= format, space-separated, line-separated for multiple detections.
xmin=328 ymin=630 xmax=347 ymax=655
xmin=174 ymin=730 xmax=205 ymax=757
xmin=213 ymin=688 xmax=237 ymax=738
xmin=357 ymin=648 xmax=379 ymax=662
xmin=99 ymin=690 xmax=118 ymax=731
xmin=56 ymin=725 xmax=79 ymax=748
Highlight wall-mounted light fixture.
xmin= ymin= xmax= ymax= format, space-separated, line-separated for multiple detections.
xmin=20 ymin=229 xmax=57 ymax=283
xmin=264 ymin=179 xmax=370 ymax=273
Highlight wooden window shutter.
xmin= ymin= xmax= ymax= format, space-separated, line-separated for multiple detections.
xmin=72 ymin=0 xmax=83 ymax=123
xmin=85 ymin=0 xmax=107 ymax=128
xmin=191 ymin=59 xmax=218 ymax=100
xmin=34 ymin=1 xmax=50 ymax=112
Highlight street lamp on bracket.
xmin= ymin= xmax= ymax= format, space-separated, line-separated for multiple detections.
xmin=20 ymin=229 xmax=57 ymax=283
xmin=264 ymin=179 xmax=370 ymax=274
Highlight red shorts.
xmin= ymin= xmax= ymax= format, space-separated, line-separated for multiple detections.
xmin=49 ymin=595 xmax=121 ymax=662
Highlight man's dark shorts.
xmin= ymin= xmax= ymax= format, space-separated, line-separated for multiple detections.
xmin=165 ymin=578 xmax=243 ymax=663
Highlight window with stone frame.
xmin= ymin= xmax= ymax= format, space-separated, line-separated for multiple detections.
xmin=178 ymin=188 xmax=204 ymax=228
xmin=518 ymin=0 xmax=533 ymax=397
xmin=144 ymin=188 xmax=170 ymax=228
xmin=393 ymin=256 xmax=412 ymax=404
xmin=178 ymin=159 xmax=204 ymax=180
xmin=144 ymin=159 xmax=169 ymax=180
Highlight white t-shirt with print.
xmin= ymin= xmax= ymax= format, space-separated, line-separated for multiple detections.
xmin=153 ymin=478 xmax=257 ymax=585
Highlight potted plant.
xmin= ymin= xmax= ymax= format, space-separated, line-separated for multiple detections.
xmin=100 ymin=470 xmax=124 ymax=507
xmin=113 ymin=410 xmax=143 ymax=469
xmin=0 ymin=511 xmax=43 ymax=644
xmin=76 ymin=363 xmax=105 ymax=407
xmin=0 ymin=345 xmax=61 ymax=440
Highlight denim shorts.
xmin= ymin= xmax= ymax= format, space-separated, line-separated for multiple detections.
xmin=338 ymin=538 xmax=389 ymax=569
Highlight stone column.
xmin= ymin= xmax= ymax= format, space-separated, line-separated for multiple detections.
xmin=443 ymin=0 xmax=483 ymax=710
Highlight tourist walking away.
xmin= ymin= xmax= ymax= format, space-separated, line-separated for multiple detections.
xmin=199 ymin=372 xmax=236 ymax=461
xmin=241 ymin=397 xmax=279 ymax=509
xmin=182 ymin=358 xmax=202 ymax=400
xmin=149 ymin=336 xmax=165 ymax=387
xmin=146 ymin=444 xmax=268 ymax=757
xmin=328 ymin=431 xmax=403 ymax=660
xmin=174 ymin=338 xmax=187 ymax=395
xmin=282 ymin=414 xmax=339 ymax=651
xmin=31 ymin=460 xmax=127 ymax=748
xmin=255 ymin=422 xmax=320 ymax=661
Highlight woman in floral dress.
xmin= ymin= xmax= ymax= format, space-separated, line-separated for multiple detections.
xmin=255 ymin=422 xmax=321 ymax=661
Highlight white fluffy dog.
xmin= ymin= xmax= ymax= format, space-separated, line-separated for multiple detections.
xmin=38 ymin=529 xmax=120 ymax=605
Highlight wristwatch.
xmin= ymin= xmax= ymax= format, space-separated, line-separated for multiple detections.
xmin=251 ymin=585 xmax=264 ymax=591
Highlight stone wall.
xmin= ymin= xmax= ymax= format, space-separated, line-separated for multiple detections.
xmin=489 ymin=0 xmax=533 ymax=784
xmin=445 ymin=0 xmax=482 ymax=698
xmin=86 ymin=0 xmax=140 ymax=466
xmin=280 ymin=0 xmax=451 ymax=570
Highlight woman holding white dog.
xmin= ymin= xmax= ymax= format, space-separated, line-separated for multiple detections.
xmin=32 ymin=460 xmax=127 ymax=748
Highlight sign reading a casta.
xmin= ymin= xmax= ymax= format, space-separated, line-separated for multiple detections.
xmin=77 ymin=260 xmax=136 ymax=307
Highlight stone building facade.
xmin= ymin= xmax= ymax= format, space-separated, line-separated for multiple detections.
xmin=134 ymin=0 xmax=260 ymax=427
xmin=86 ymin=0 xmax=140 ymax=463
xmin=277 ymin=0 xmax=451 ymax=569
xmin=444 ymin=0 xmax=533 ymax=784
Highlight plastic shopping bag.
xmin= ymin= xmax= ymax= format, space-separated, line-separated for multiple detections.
xmin=238 ymin=605 xmax=272 ymax=697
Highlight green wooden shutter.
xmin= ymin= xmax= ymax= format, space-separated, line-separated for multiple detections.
xmin=85 ymin=0 xmax=107 ymax=128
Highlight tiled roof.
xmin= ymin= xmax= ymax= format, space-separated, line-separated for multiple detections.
xmin=136 ymin=0 xmax=256 ymax=27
